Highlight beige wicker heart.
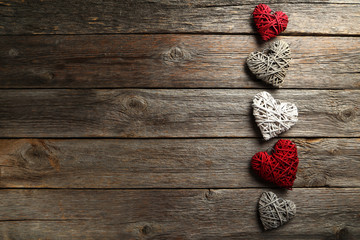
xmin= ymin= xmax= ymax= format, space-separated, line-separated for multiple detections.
xmin=253 ymin=91 xmax=298 ymax=141
xmin=258 ymin=192 xmax=296 ymax=230
xmin=247 ymin=40 xmax=291 ymax=87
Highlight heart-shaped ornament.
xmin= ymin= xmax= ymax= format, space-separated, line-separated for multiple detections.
xmin=253 ymin=91 xmax=298 ymax=140
xmin=258 ymin=192 xmax=296 ymax=230
xmin=253 ymin=4 xmax=288 ymax=41
xmin=252 ymin=139 xmax=299 ymax=189
xmin=247 ymin=40 xmax=291 ymax=87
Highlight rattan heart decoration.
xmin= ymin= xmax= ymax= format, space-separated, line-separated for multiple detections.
xmin=253 ymin=91 xmax=298 ymax=141
xmin=247 ymin=40 xmax=291 ymax=87
xmin=258 ymin=192 xmax=296 ymax=230
xmin=252 ymin=139 xmax=299 ymax=189
xmin=253 ymin=4 xmax=288 ymax=41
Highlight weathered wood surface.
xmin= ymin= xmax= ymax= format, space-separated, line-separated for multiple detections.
xmin=1 ymin=35 xmax=359 ymax=89
xmin=0 ymin=89 xmax=358 ymax=138
xmin=0 ymin=189 xmax=358 ymax=239
xmin=2 ymin=1 xmax=360 ymax=239
xmin=0 ymin=138 xmax=359 ymax=188
xmin=0 ymin=0 xmax=359 ymax=35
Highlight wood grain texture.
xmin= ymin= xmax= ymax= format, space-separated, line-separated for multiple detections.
xmin=0 ymin=0 xmax=359 ymax=35
xmin=0 ymin=89 xmax=358 ymax=138
xmin=0 ymin=188 xmax=358 ymax=239
xmin=0 ymin=138 xmax=359 ymax=188
xmin=0 ymin=35 xmax=359 ymax=89
xmin=1 ymin=1 xmax=359 ymax=239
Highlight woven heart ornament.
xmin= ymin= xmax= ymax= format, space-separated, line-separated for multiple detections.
xmin=258 ymin=192 xmax=296 ymax=230
xmin=252 ymin=139 xmax=299 ymax=189
xmin=253 ymin=91 xmax=297 ymax=140
xmin=247 ymin=40 xmax=291 ymax=87
xmin=253 ymin=4 xmax=288 ymax=41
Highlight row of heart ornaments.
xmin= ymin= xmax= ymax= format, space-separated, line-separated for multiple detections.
xmin=249 ymin=4 xmax=299 ymax=231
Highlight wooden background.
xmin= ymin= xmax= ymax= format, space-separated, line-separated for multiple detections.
xmin=0 ymin=0 xmax=359 ymax=239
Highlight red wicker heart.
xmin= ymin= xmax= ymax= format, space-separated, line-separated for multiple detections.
xmin=253 ymin=4 xmax=288 ymax=41
xmin=251 ymin=139 xmax=298 ymax=189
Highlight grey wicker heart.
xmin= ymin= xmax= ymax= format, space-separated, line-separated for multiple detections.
xmin=253 ymin=91 xmax=298 ymax=141
xmin=247 ymin=40 xmax=291 ymax=87
xmin=258 ymin=192 xmax=296 ymax=230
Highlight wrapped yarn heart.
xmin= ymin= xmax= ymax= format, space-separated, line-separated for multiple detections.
xmin=253 ymin=91 xmax=298 ymax=140
xmin=252 ymin=139 xmax=299 ymax=189
xmin=253 ymin=4 xmax=288 ymax=41
xmin=258 ymin=192 xmax=296 ymax=230
xmin=247 ymin=40 xmax=291 ymax=87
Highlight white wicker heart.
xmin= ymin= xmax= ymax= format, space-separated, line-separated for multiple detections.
xmin=253 ymin=91 xmax=298 ymax=140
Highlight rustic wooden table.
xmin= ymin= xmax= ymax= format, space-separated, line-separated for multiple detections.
xmin=0 ymin=0 xmax=359 ymax=239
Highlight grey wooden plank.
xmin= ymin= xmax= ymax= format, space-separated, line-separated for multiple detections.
xmin=0 ymin=0 xmax=359 ymax=35
xmin=0 ymin=35 xmax=359 ymax=89
xmin=0 ymin=188 xmax=358 ymax=239
xmin=0 ymin=89 xmax=358 ymax=138
xmin=0 ymin=138 xmax=359 ymax=188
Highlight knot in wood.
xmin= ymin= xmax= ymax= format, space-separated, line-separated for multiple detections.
xmin=31 ymin=69 xmax=55 ymax=82
xmin=44 ymin=72 xmax=55 ymax=81
xmin=163 ymin=46 xmax=191 ymax=64
xmin=334 ymin=226 xmax=349 ymax=240
xmin=124 ymin=96 xmax=148 ymax=112
xmin=205 ymin=189 xmax=216 ymax=201
xmin=116 ymin=95 xmax=148 ymax=119
xmin=17 ymin=140 xmax=60 ymax=173
xmin=337 ymin=107 xmax=356 ymax=122
xmin=300 ymin=163 xmax=329 ymax=187
xmin=329 ymin=148 xmax=341 ymax=155
xmin=8 ymin=48 xmax=19 ymax=57
xmin=141 ymin=225 xmax=152 ymax=235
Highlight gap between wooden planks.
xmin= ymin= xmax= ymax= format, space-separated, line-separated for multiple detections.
xmin=0 ymin=188 xmax=358 ymax=239
xmin=0 ymin=138 xmax=359 ymax=188
xmin=0 ymin=35 xmax=359 ymax=89
xmin=0 ymin=0 xmax=359 ymax=35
